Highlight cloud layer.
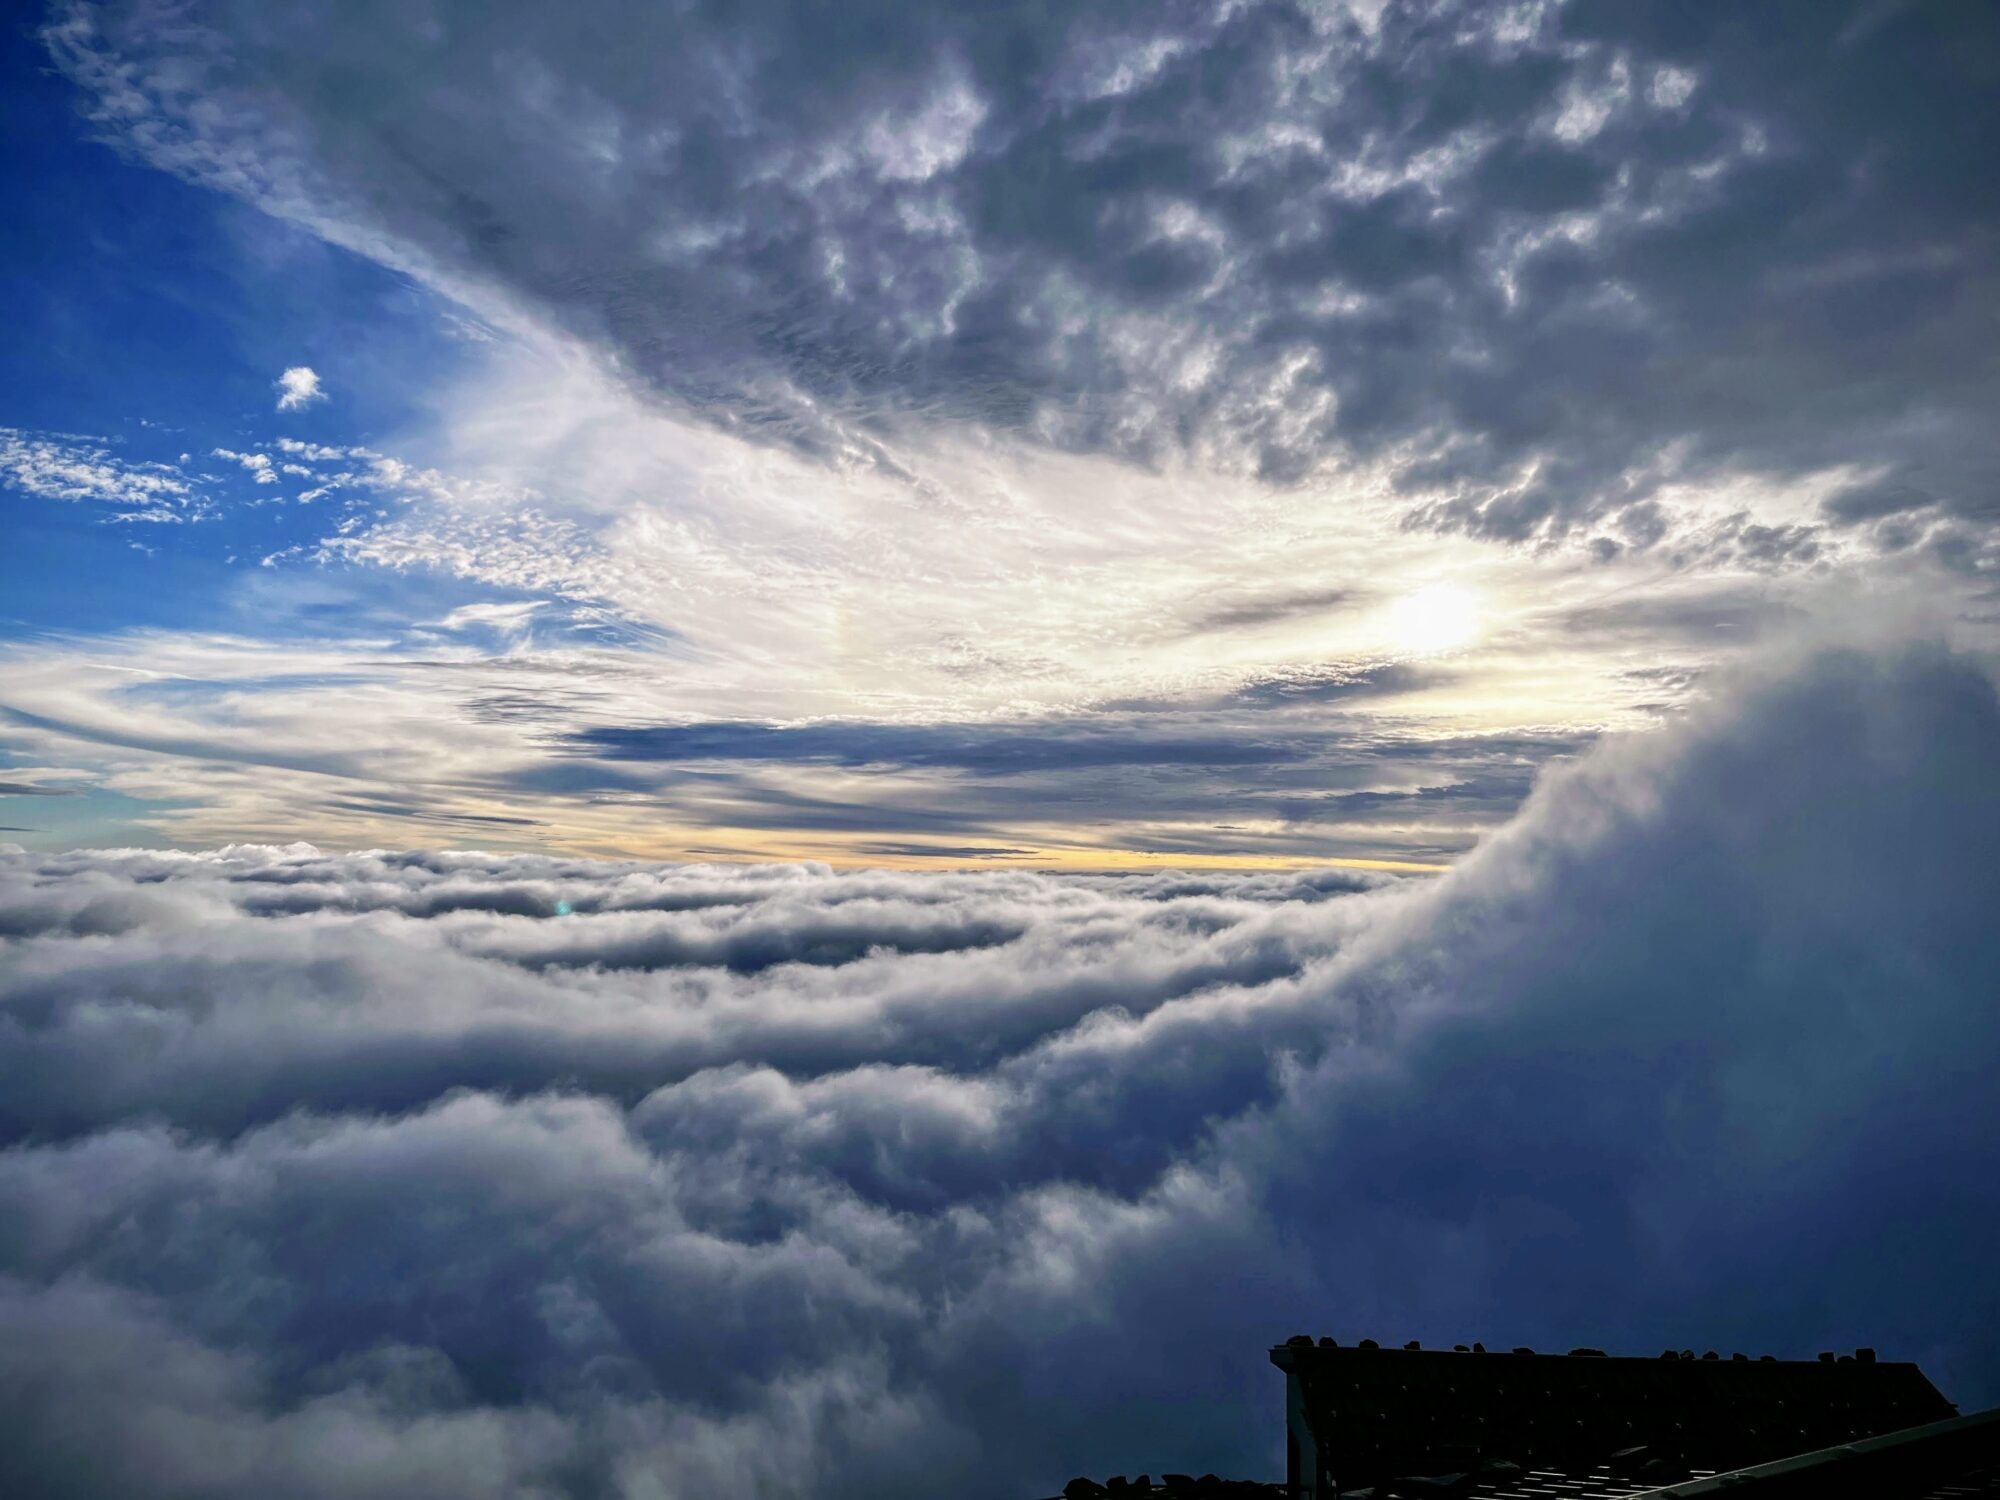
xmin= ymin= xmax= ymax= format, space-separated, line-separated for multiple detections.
xmin=18 ymin=1 xmax=2000 ymax=860
xmin=47 ymin=0 xmax=2000 ymax=552
xmin=3 ymin=639 xmax=1997 ymax=1498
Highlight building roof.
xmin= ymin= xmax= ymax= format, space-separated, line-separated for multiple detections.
xmin=1042 ymin=1475 xmax=1283 ymax=1500
xmin=1633 ymin=1404 xmax=2000 ymax=1499
xmin=1268 ymin=1337 xmax=1958 ymax=1496
xmin=1039 ymin=1410 xmax=2000 ymax=1500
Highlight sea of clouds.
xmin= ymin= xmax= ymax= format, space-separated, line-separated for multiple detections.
xmin=4 ymin=640 xmax=1998 ymax=1499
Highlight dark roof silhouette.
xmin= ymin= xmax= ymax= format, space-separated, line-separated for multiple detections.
xmin=1047 ymin=1479 xmax=1281 ymax=1500
xmin=1040 ymin=1338 xmax=1986 ymax=1500
xmin=1636 ymin=1404 xmax=2000 ymax=1498
xmin=1268 ymin=1337 xmax=1960 ymax=1498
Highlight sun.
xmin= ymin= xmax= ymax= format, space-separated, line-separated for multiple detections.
xmin=1385 ymin=583 xmax=1482 ymax=655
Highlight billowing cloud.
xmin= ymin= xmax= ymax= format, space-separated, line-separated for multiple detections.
xmin=44 ymin=0 xmax=2000 ymax=551
xmin=275 ymin=364 xmax=325 ymax=411
xmin=2 ymin=639 xmax=1996 ymax=1497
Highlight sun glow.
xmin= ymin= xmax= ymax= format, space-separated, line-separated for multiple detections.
xmin=1386 ymin=583 xmax=1482 ymax=655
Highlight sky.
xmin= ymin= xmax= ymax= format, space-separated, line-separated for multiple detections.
xmin=3 ymin=0 xmax=1993 ymax=867
xmin=3 ymin=4 xmax=2000 ymax=1498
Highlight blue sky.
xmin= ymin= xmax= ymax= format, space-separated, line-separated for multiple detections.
xmin=0 ymin=10 xmax=533 ymax=739
xmin=3 ymin=0 xmax=1996 ymax=865
xmin=0 ymin=13 xmax=573 ymax=846
xmin=1 ymin=18 xmax=466 ymax=620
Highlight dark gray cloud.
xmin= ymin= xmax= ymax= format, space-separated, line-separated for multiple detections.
xmin=1180 ymin=587 xmax=1365 ymax=636
xmin=1281 ymin=771 xmax=1537 ymax=830
xmin=2 ymin=639 xmax=1996 ymax=1497
xmin=854 ymin=843 xmax=1038 ymax=860
xmin=0 ymin=780 xmax=79 ymax=796
xmin=329 ymin=798 xmax=545 ymax=828
xmin=1228 ymin=661 xmax=1441 ymax=708
xmin=1549 ymin=584 xmax=1798 ymax=643
xmin=573 ymin=720 xmax=1303 ymax=773
xmin=49 ymin=0 xmax=2000 ymax=547
xmin=540 ymin=704 xmax=1576 ymax=861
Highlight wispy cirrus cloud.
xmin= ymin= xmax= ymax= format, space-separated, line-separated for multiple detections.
xmin=1 ymin=425 xmax=209 ymax=522
xmin=0 ymin=614 xmax=1580 ymax=865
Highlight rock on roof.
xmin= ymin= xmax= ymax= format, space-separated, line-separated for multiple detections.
xmin=1044 ymin=1476 xmax=1284 ymax=1500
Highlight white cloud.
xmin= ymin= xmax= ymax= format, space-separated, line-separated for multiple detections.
xmin=275 ymin=365 xmax=326 ymax=411
xmin=46 ymin=0 xmax=2000 ymax=545
xmin=0 ymin=427 xmax=207 ymax=522
xmin=211 ymin=446 xmax=278 ymax=482
xmin=1650 ymin=66 xmax=1699 ymax=110
xmin=0 ymin=639 xmax=1995 ymax=1498
xmin=275 ymin=437 xmax=367 ymax=461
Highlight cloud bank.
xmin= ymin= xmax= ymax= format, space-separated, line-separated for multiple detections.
xmin=45 ymin=0 xmax=2000 ymax=552
xmin=3 ymin=639 xmax=1996 ymax=1498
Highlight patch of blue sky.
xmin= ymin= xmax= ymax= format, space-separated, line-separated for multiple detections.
xmin=0 ymin=739 xmax=178 ymax=847
xmin=0 ymin=19 xmax=496 ymax=644
xmin=0 ymin=784 xmax=179 ymax=847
